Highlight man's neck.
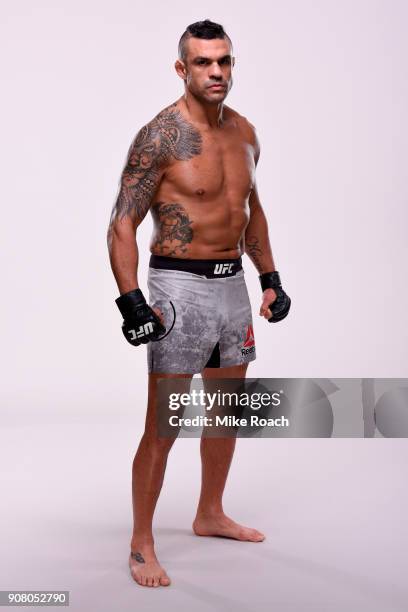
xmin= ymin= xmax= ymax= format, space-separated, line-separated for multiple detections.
xmin=181 ymin=91 xmax=224 ymax=129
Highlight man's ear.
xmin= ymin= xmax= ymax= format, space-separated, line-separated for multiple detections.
xmin=174 ymin=59 xmax=187 ymax=81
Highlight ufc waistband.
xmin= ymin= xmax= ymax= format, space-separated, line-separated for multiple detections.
xmin=149 ymin=255 xmax=242 ymax=278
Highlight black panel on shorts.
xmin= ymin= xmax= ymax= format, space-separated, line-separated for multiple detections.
xmin=204 ymin=342 xmax=221 ymax=368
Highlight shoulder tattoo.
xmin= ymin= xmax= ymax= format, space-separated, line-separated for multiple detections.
xmin=108 ymin=103 xmax=202 ymax=234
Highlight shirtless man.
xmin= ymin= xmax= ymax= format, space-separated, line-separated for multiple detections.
xmin=107 ymin=19 xmax=291 ymax=588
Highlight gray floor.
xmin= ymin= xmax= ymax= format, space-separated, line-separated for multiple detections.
xmin=1 ymin=419 xmax=407 ymax=612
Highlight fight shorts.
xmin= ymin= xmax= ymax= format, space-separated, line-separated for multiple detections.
xmin=147 ymin=255 xmax=256 ymax=374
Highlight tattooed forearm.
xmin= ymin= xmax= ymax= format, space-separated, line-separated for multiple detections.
xmin=246 ymin=235 xmax=265 ymax=272
xmin=152 ymin=201 xmax=193 ymax=256
xmin=107 ymin=103 xmax=202 ymax=245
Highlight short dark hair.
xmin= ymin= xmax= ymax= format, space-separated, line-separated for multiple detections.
xmin=178 ymin=19 xmax=232 ymax=61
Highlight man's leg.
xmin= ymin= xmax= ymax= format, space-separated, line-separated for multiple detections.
xmin=129 ymin=372 xmax=192 ymax=587
xmin=192 ymin=363 xmax=265 ymax=542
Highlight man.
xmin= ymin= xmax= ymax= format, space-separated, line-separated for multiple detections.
xmin=107 ymin=19 xmax=291 ymax=588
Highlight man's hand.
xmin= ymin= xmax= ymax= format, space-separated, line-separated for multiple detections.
xmin=115 ymin=289 xmax=166 ymax=346
xmin=260 ymin=288 xmax=277 ymax=320
xmin=259 ymin=271 xmax=291 ymax=323
xmin=152 ymin=307 xmax=165 ymax=327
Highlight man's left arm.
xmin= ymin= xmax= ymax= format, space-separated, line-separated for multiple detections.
xmin=245 ymin=184 xmax=278 ymax=319
xmin=244 ymin=133 xmax=291 ymax=322
xmin=245 ymin=183 xmax=276 ymax=276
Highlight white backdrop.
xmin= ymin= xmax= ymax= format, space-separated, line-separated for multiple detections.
xmin=1 ymin=2 xmax=408 ymax=610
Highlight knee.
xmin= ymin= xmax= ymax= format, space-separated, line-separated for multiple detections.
xmin=140 ymin=433 xmax=175 ymax=457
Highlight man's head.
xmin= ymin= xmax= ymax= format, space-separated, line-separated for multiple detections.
xmin=175 ymin=19 xmax=235 ymax=104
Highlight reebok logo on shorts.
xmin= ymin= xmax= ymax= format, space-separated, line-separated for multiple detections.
xmin=214 ymin=263 xmax=234 ymax=275
xmin=241 ymin=324 xmax=255 ymax=356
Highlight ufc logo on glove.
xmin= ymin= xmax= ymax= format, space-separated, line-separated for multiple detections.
xmin=128 ymin=322 xmax=154 ymax=341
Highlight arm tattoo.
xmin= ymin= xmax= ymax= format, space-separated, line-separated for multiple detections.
xmin=152 ymin=201 xmax=193 ymax=256
xmin=108 ymin=103 xmax=202 ymax=241
xmin=246 ymin=235 xmax=264 ymax=273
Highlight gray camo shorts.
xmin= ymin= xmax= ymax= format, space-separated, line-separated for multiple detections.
xmin=147 ymin=264 xmax=256 ymax=374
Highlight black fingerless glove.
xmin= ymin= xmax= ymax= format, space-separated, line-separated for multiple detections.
xmin=259 ymin=271 xmax=291 ymax=323
xmin=115 ymin=288 xmax=166 ymax=346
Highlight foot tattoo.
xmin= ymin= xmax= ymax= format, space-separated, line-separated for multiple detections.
xmin=131 ymin=551 xmax=145 ymax=563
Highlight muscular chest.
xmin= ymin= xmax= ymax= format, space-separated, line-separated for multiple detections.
xmin=163 ymin=132 xmax=255 ymax=200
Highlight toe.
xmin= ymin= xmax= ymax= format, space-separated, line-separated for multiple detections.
xmin=252 ymin=529 xmax=265 ymax=542
xmin=160 ymin=573 xmax=171 ymax=586
xmin=153 ymin=575 xmax=160 ymax=587
xmin=131 ymin=570 xmax=141 ymax=585
xmin=130 ymin=566 xmax=142 ymax=585
xmin=141 ymin=575 xmax=147 ymax=587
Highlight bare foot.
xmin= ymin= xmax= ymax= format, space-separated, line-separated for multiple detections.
xmin=192 ymin=513 xmax=265 ymax=542
xmin=129 ymin=542 xmax=171 ymax=587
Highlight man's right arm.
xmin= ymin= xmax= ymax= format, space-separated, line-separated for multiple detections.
xmin=107 ymin=121 xmax=165 ymax=295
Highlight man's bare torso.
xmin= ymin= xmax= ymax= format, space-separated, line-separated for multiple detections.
xmin=136 ymin=98 xmax=257 ymax=259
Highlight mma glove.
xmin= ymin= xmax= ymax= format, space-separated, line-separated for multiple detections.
xmin=115 ymin=288 xmax=165 ymax=346
xmin=259 ymin=271 xmax=291 ymax=323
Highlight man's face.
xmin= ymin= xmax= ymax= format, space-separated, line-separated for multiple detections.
xmin=178 ymin=37 xmax=234 ymax=104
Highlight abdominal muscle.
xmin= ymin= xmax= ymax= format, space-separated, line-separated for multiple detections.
xmin=149 ymin=197 xmax=249 ymax=260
